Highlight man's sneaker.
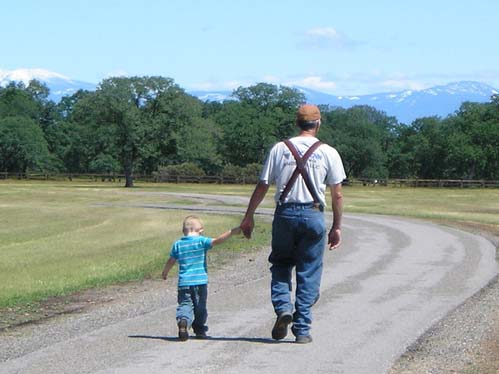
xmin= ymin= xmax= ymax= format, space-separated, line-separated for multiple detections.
xmin=194 ymin=330 xmax=208 ymax=339
xmin=177 ymin=319 xmax=189 ymax=341
xmin=295 ymin=335 xmax=313 ymax=344
xmin=271 ymin=312 xmax=293 ymax=340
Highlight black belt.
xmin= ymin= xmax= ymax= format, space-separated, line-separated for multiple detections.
xmin=277 ymin=202 xmax=324 ymax=212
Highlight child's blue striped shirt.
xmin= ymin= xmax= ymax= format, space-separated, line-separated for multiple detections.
xmin=170 ymin=235 xmax=213 ymax=287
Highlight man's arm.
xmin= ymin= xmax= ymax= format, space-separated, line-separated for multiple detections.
xmin=328 ymin=183 xmax=343 ymax=250
xmin=240 ymin=181 xmax=270 ymax=239
xmin=161 ymin=257 xmax=176 ymax=280
xmin=211 ymin=227 xmax=242 ymax=246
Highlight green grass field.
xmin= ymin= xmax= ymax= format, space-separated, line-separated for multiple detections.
xmin=343 ymin=187 xmax=499 ymax=230
xmin=0 ymin=180 xmax=498 ymax=311
xmin=0 ymin=181 xmax=269 ymax=309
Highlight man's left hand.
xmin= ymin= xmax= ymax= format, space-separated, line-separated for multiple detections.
xmin=328 ymin=228 xmax=341 ymax=250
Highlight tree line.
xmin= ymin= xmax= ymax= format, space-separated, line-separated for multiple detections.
xmin=1 ymin=77 xmax=498 ymax=187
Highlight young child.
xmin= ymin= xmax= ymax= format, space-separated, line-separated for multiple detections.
xmin=162 ymin=215 xmax=241 ymax=341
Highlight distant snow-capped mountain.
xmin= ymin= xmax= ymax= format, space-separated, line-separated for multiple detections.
xmin=0 ymin=68 xmax=96 ymax=102
xmin=187 ymin=90 xmax=233 ymax=102
xmin=1 ymin=69 xmax=497 ymax=123
xmin=294 ymin=81 xmax=498 ymax=123
xmin=187 ymin=81 xmax=498 ymax=123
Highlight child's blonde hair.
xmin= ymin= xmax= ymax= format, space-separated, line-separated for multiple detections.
xmin=182 ymin=215 xmax=204 ymax=235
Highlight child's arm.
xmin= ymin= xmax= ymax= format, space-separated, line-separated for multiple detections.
xmin=161 ymin=257 xmax=177 ymax=280
xmin=211 ymin=227 xmax=242 ymax=246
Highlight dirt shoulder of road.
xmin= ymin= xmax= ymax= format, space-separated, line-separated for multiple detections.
xmin=390 ymin=223 xmax=499 ymax=374
xmin=0 ymin=281 xmax=153 ymax=332
xmin=389 ymin=274 xmax=499 ymax=374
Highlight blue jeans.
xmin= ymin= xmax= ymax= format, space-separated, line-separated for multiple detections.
xmin=270 ymin=203 xmax=326 ymax=336
xmin=176 ymin=284 xmax=208 ymax=334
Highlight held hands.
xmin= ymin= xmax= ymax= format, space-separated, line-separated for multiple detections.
xmin=240 ymin=216 xmax=254 ymax=239
xmin=328 ymin=228 xmax=341 ymax=250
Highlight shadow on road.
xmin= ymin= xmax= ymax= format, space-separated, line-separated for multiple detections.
xmin=128 ymin=335 xmax=293 ymax=344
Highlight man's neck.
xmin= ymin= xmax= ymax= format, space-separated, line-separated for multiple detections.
xmin=298 ymin=129 xmax=317 ymax=137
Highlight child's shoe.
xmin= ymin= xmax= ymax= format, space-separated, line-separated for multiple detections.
xmin=177 ymin=319 xmax=189 ymax=341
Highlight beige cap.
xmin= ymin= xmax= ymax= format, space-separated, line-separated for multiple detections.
xmin=296 ymin=104 xmax=321 ymax=121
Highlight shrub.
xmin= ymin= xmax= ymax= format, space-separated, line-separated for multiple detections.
xmin=221 ymin=163 xmax=261 ymax=183
xmin=156 ymin=163 xmax=206 ymax=181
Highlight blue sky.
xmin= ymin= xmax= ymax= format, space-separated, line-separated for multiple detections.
xmin=1 ymin=0 xmax=498 ymax=95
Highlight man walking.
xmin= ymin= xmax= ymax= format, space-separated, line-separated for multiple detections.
xmin=240 ymin=104 xmax=345 ymax=344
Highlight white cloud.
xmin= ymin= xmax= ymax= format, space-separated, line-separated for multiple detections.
xmin=0 ymin=68 xmax=69 ymax=84
xmin=188 ymin=73 xmax=435 ymax=96
xmin=188 ymin=80 xmax=246 ymax=91
xmin=190 ymin=75 xmax=338 ymax=94
xmin=306 ymin=27 xmax=341 ymax=39
xmin=315 ymin=71 xmax=431 ymax=95
xmin=301 ymin=27 xmax=362 ymax=49
xmin=190 ymin=70 xmax=492 ymax=96
xmin=287 ymin=76 xmax=337 ymax=92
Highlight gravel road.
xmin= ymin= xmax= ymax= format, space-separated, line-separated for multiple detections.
xmin=1 ymin=196 xmax=497 ymax=373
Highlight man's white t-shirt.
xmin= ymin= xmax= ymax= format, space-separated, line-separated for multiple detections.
xmin=260 ymin=136 xmax=346 ymax=207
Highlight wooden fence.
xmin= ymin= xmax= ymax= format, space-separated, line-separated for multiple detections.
xmin=0 ymin=172 xmax=134 ymax=182
xmin=0 ymin=172 xmax=498 ymax=188
xmin=347 ymin=178 xmax=499 ymax=188
xmin=0 ymin=172 xmax=257 ymax=184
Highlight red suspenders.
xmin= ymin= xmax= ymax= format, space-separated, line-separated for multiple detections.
xmin=278 ymin=139 xmax=323 ymax=208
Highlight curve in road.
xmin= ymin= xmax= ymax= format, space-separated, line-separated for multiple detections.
xmin=1 ymin=200 xmax=497 ymax=374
